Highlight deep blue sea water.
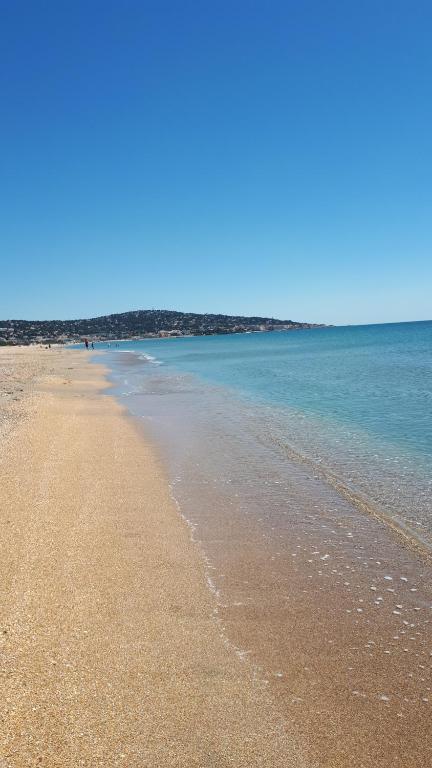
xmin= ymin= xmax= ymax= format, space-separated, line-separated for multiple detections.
xmin=91 ymin=320 xmax=432 ymax=546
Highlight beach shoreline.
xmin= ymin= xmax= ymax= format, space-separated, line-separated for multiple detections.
xmin=1 ymin=345 xmax=431 ymax=768
xmin=104 ymin=343 xmax=432 ymax=768
xmin=0 ymin=346 xmax=308 ymax=767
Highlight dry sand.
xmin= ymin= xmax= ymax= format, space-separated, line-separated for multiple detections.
xmin=0 ymin=347 xmax=310 ymax=767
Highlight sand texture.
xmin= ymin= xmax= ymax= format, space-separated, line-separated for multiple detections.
xmin=0 ymin=347 xmax=309 ymax=767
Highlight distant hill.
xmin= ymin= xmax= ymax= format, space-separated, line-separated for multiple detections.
xmin=0 ymin=309 xmax=324 ymax=345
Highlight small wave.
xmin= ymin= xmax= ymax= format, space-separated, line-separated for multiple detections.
xmin=117 ymin=349 xmax=163 ymax=365
xmin=266 ymin=430 xmax=432 ymax=557
xmin=138 ymin=353 xmax=163 ymax=365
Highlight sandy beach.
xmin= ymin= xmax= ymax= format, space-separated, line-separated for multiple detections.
xmin=2 ymin=345 xmax=431 ymax=768
xmin=0 ymin=346 xmax=310 ymax=767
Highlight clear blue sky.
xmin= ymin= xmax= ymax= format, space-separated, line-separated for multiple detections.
xmin=1 ymin=1 xmax=431 ymax=325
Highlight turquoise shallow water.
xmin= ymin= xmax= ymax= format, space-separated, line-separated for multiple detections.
xmin=94 ymin=320 xmax=432 ymax=544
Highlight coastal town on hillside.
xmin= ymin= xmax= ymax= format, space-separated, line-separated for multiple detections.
xmin=0 ymin=309 xmax=325 ymax=346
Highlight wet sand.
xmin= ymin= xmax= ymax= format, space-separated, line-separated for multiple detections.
xmin=0 ymin=347 xmax=309 ymax=767
xmin=197 ymin=499 xmax=432 ymax=767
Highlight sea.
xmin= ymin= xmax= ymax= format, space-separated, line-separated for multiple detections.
xmin=90 ymin=320 xmax=432 ymax=766
xmin=99 ymin=320 xmax=432 ymax=548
